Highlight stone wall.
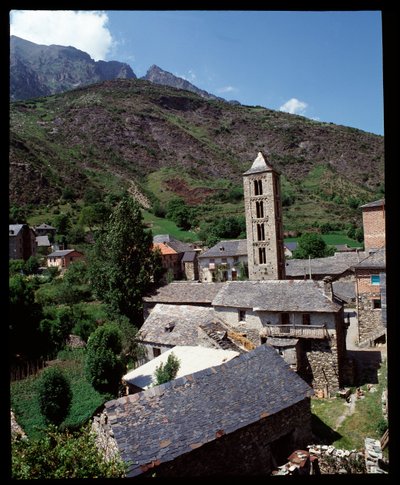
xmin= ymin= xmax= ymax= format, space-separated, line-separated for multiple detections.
xmin=140 ymin=398 xmax=312 ymax=477
xmin=357 ymin=294 xmax=385 ymax=343
xmin=362 ymin=206 xmax=385 ymax=251
xmin=183 ymin=261 xmax=198 ymax=281
xmin=303 ymin=336 xmax=341 ymax=395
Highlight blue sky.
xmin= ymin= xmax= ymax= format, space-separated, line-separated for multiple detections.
xmin=10 ymin=10 xmax=384 ymax=135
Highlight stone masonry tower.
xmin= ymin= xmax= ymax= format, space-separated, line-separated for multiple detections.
xmin=243 ymin=152 xmax=286 ymax=280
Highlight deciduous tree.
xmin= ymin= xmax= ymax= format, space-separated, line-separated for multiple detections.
xmin=89 ymin=195 xmax=163 ymax=324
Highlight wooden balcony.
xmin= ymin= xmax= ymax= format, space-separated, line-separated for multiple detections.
xmin=261 ymin=324 xmax=329 ymax=339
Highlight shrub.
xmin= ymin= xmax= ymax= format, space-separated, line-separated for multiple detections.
xmin=85 ymin=324 xmax=124 ymax=395
xmin=37 ymin=367 xmax=72 ymax=426
xmin=154 ymin=352 xmax=180 ymax=385
xmin=11 ymin=424 xmax=126 ymax=478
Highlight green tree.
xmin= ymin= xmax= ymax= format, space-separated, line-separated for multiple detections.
xmin=9 ymin=274 xmax=43 ymax=359
xmin=166 ymin=198 xmax=193 ymax=230
xmin=11 ymin=424 xmax=126 ymax=479
xmin=9 ymin=259 xmax=25 ymax=276
xmin=355 ymin=227 xmax=364 ymax=243
xmin=85 ymin=324 xmax=124 ymax=395
xmin=89 ymin=195 xmax=163 ymax=324
xmin=292 ymin=233 xmax=335 ymax=259
xmin=53 ymin=213 xmax=71 ymax=235
xmin=24 ymin=255 xmax=41 ymax=275
xmin=37 ymin=367 xmax=72 ymax=426
xmin=154 ymin=352 xmax=180 ymax=386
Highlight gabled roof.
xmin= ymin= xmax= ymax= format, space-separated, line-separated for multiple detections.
xmin=47 ymin=249 xmax=81 ymax=258
xmin=153 ymin=234 xmax=195 ymax=253
xmin=284 ymin=242 xmax=298 ymax=251
xmin=243 ymin=151 xmax=276 ymax=175
xmin=212 ymin=280 xmax=342 ymax=312
xmin=36 ymin=235 xmax=51 ymax=247
xmin=9 ymin=224 xmax=25 ymax=236
xmin=123 ymin=346 xmax=239 ymax=390
xmin=360 ymin=199 xmax=385 ymax=209
xmin=153 ymin=242 xmax=178 ymax=256
xmin=138 ymin=304 xmax=225 ymax=346
xmin=198 ymin=239 xmax=247 ymax=259
xmin=354 ymin=248 xmax=386 ymax=269
xmin=35 ymin=223 xmax=56 ymax=230
xmin=286 ymin=251 xmax=368 ymax=277
xmin=181 ymin=251 xmax=197 ymax=262
xmin=144 ymin=282 xmax=225 ymax=304
xmin=105 ymin=344 xmax=313 ymax=477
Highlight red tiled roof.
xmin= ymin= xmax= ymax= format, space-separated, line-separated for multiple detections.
xmin=153 ymin=242 xmax=178 ymax=256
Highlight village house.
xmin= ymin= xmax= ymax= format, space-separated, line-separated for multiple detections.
xmin=360 ymin=199 xmax=385 ymax=251
xmin=353 ymin=248 xmax=386 ymax=346
xmin=212 ymin=278 xmax=347 ymax=394
xmin=122 ymin=345 xmax=239 ymax=394
xmin=95 ymin=344 xmax=313 ymax=477
xmin=352 ymin=199 xmax=386 ymax=346
xmin=143 ymin=281 xmax=224 ymax=318
xmin=46 ymin=249 xmax=84 ymax=270
xmin=34 ymin=223 xmax=57 ymax=239
xmin=137 ymin=304 xmax=243 ymax=361
xmin=9 ymin=224 xmax=37 ymax=260
xmin=198 ymin=239 xmax=247 ymax=282
xmin=152 ymin=234 xmax=200 ymax=281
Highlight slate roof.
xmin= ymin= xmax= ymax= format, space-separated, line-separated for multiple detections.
xmin=36 ymin=235 xmax=51 ymax=247
xmin=354 ymin=248 xmax=386 ymax=269
xmin=105 ymin=344 xmax=313 ymax=477
xmin=212 ymin=280 xmax=342 ymax=312
xmin=243 ymin=151 xmax=277 ymax=175
xmin=138 ymin=304 xmax=225 ymax=347
xmin=9 ymin=224 xmax=24 ymax=236
xmin=181 ymin=251 xmax=197 ymax=262
xmin=144 ymin=282 xmax=225 ymax=304
xmin=198 ymin=321 xmax=246 ymax=353
xmin=198 ymin=239 xmax=247 ymax=259
xmin=360 ymin=199 xmax=385 ymax=209
xmin=47 ymin=249 xmax=80 ymax=258
xmin=286 ymin=251 xmax=368 ymax=277
xmin=284 ymin=242 xmax=298 ymax=251
xmin=123 ymin=346 xmax=239 ymax=390
xmin=35 ymin=223 xmax=56 ymax=230
xmin=332 ymin=281 xmax=356 ymax=303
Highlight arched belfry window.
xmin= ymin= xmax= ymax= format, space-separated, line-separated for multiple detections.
xmin=257 ymin=223 xmax=265 ymax=241
xmin=256 ymin=201 xmax=264 ymax=218
xmin=259 ymin=247 xmax=266 ymax=264
xmin=254 ymin=179 xmax=263 ymax=196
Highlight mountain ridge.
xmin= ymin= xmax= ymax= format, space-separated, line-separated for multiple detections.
xmin=9 ymin=78 xmax=384 ymax=230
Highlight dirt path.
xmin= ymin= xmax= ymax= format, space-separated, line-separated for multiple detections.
xmin=334 ymin=393 xmax=356 ymax=430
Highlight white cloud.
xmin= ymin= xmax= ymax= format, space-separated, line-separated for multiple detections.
xmin=279 ymin=98 xmax=308 ymax=115
xmin=10 ymin=10 xmax=114 ymax=61
xmin=217 ymin=85 xmax=237 ymax=94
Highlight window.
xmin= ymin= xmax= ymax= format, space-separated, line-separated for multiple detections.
xmin=372 ymin=299 xmax=382 ymax=309
xmin=257 ymin=223 xmax=265 ymax=241
xmin=254 ymin=179 xmax=263 ymax=196
xmin=256 ymin=201 xmax=264 ymax=218
xmin=259 ymin=247 xmax=266 ymax=264
xmin=302 ymin=314 xmax=311 ymax=325
xmin=152 ymin=347 xmax=161 ymax=358
xmin=281 ymin=313 xmax=290 ymax=325
xmin=371 ymin=275 xmax=380 ymax=285
xmin=260 ymin=336 xmax=267 ymax=345
xmin=238 ymin=309 xmax=246 ymax=322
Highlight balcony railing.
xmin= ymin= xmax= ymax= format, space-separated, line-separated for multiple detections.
xmin=260 ymin=324 xmax=329 ymax=339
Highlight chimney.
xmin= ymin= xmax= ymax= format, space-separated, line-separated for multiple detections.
xmin=322 ymin=276 xmax=334 ymax=301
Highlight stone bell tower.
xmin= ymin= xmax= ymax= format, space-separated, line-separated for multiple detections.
xmin=243 ymin=152 xmax=286 ymax=280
